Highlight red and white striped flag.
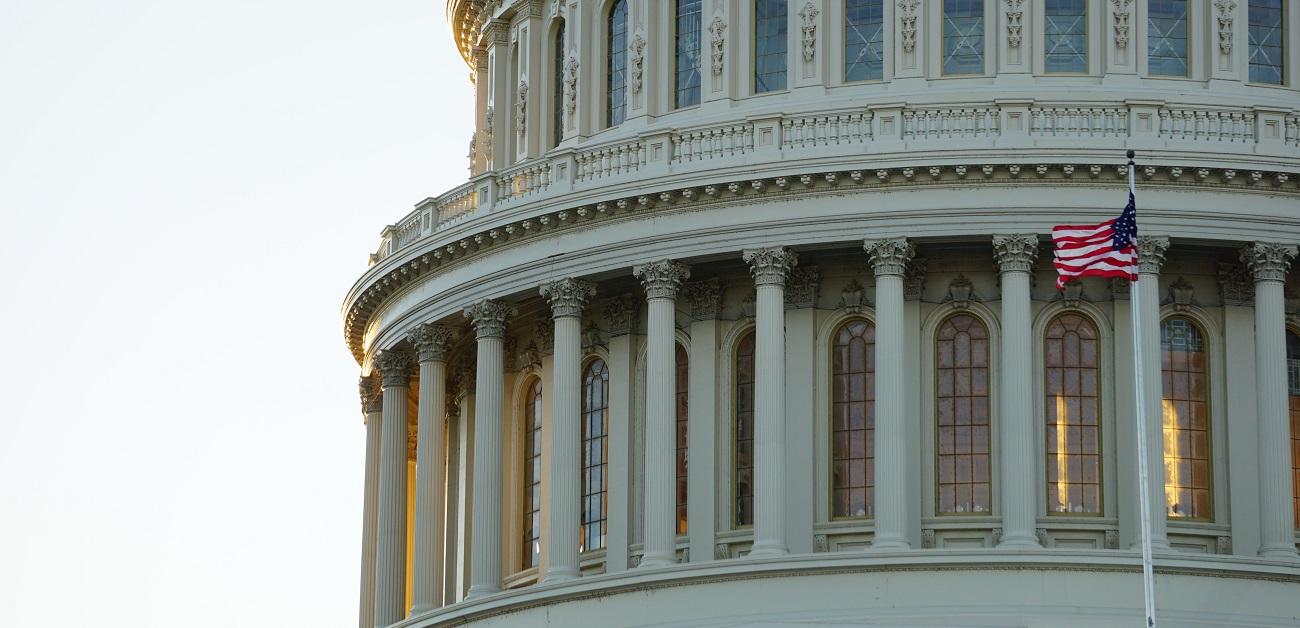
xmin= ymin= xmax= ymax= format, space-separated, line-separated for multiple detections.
xmin=1051 ymin=191 xmax=1139 ymax=289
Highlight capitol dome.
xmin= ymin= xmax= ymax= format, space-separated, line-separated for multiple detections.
xmin=344 ymin=1 xmax=1300 ymax=626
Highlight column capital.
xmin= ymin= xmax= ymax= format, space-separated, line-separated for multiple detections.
xmin=463 ymin=299 xmax=514 ymax=339
xmin=863 ymin=237 xmax=914 ymax=277
xmin=360 ymin=374 xmax=384 ymax=414
xmin=408 ymin=323 xmax=456 ymax=363
xmin=1242 ymin=242 xmax=1299 ymax=283
xmin=743 ymin=247 xmax=798 ymax=286
xmin=540 ymin=278 xmax=597 ymax=318
xmin=992 ymin=234 xmax=1040 ymax=274
xmin=375 ymin=349 xmax=414 ymax=388
xmin=633 ymin=260 xmax=692 ymax=299
xmin=683 ymin=278 xmax=723 ymax=320
xmin=1136 ymin=236 xmax=1171 ymax=274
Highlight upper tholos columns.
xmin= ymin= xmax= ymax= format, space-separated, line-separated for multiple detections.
xmin=539 ymin=278 xmax=597 ymax=582
xmin=633 ymin=260 xmax=692 ymax=568
xmin=864 ymin=238 xmax=913 ymax=550
xmin=358 ymin=376 xmax=384 ymax=628
xmin=743 ymin=247 xmax=798 ymax=558
xmin=1135 ymin=236 xmax=1172 ymax=550
xmin=373 ymin=349 xmax=413 ymax=627
xmin=992 ymin=234 xmax=1042 ymax=548
xmin=464 ymin=299 xmax=514 ymax=598
xmin=408 ymin=323 xmax=455 ymax=612
xmin=1243 ymin=242 xmax=1300 ymax=560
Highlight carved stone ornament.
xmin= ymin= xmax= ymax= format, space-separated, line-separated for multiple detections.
xmin=630 ymin=33 xmax=646 ymax=94
xmin=1112 ymin=0 xmax=1133 ymax=50
xmin=466 ymin=132 xmax=476 ymax=173
xmin=1005 ymin=0 xmax=1025 ymax=48
xmin=944 ymin=274 xmax=978 ymax=308
xmin=1057 ymin=279 xmax=1087 ymax=307
xmin=1164 ymin=276 xmax=1197 ymax=312
xmin=408 ymin=323 xmax=456 ymax=363
xmin=564 ymin=56 xmax=579 ymax=116
xmin=1104 ymin=529 xmax=1120 ymax=550
xmin=683 ymin=278 xmax=722 ymax=320
xmin=743 ymin=247 xmax=799 ymax=287
xmin=813 ymin=533 xmax=828 ymax=553
xmin=992 ymin=528 xmax=1004 ymax=546
xmin=1216 ymin=535 xmax=1233 ymax=555
xmin=375 ymin=348 xmax=414 ymax=388
xmin=532 ymin=319 xmax=555 ymax=353
xmin=463 ymin=299 xmax=513 ymax=339
xmin=714 ymin=542 xmax=731 ymax=560
xmin=603 ymin=293 xmax=641 ymax=336
xmin=548 ymin=0 xmax=561 ymax=19
xmin=904 ymin=257 xmax=928 ymax=301
xmin=865 ymin=237 xmax=914 ymax=277
xmin=740 ymin=292 xmax=757 ymax=318
xmin=359 ymin=374 xmax=384 ymax=414
xmin=839 ymin=278 xmax=870 ymax=313
xmin=540 ymin=277 xmax=597 ymax=318
xmin=518 ymin=341 xmax=542 ymax=372
xmin=785 ymin=266 xmax=821 ymax=308
xmin=633 ymin=260 xmax=692 ymax=300
xmin=1214 ymin=0 xmax=1237 ymax=54
xmin=1242 ymin=241 xmax=1298 ymax=283
xmin=581 ymin=320 xmax=605 ymax=352
xmin=502 ymin=336 xmax=518 ymax=372
xmin=515 ymin=79 xmax=528 ymax=140
xmin=445 ymin=397 xmax=461 ymax=420
xmin=1136 ymin=236 xmax=1170 ymax=274
xmin=799 ymin=2 xmax=819 ymax=62
xmin=993 ymin=234 xmax=1040 ymax=273
xmin=1035 ymin=528 xmax=1048 ymax=547
xmin=1217 ymin=262 xmax=1253 ymax=306
xmin=1110 ymin=277 xmax=1131 ymax=300
xmin=708 ymin=16 xmax=727 ymax=76
xmin=483 ymin=106 xmax=494 ymax=163
xmin=921 ymin=528 xmax=936 ymax=549
xmin=898 ymin=0 xmax=921 ymax=53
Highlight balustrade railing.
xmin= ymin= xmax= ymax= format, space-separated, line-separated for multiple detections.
xmin=497 ymin=161 xmax=552 ymax=202
xmin=781 ymin=112 xmax=873 ymax=149
xmin=672 ymin=124 xmax=754 ymax=163
xmin=1030 ymin=106 xmax=1128 ymax=138
xmin=1159 ymin=108 xmax=1255 ymax=143
xmin=903 ymin=107 xmax=1000 ymax=141
xmin=576 ymin=140 xmax=646 ymax=182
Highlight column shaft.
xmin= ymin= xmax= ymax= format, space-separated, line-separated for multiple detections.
xmin=411 ymin=360 xmax=447 ymax=611
xmin=545 ymin=314 xmax=582 ymax=580
xmin=751 ymin=281 xmax=788 ymax=556
xmin=374 ymin=353 xmax=411 ymax=627
xmin=873 ymin=273 xmax=909 ymax=549
xmin=358 ymin=402 xmax=382 ymax=628
xmin=993 ymin=235 xmax=1040 ymax=548
xmin=468 ymin=335 xmax=504 ymax=596
xmin=1136 ymin=265 xmax=1171 ymax=550
xmin=642 ymin=296 xmax=678 ymax=566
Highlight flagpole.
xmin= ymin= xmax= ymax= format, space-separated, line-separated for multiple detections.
xmin=1127 ymin=149 xmax=1157 ymax=628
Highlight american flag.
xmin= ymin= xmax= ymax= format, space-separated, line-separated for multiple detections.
xmin=1051 ymin=190 xmax=1139 ymax=289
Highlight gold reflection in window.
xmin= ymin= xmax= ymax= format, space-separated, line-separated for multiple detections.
xmin=675 ymin=343 xmax=689 ymax=535
xmin=1160 ymin=317 xmax=1212 ymax=520
xmin=1045 ymin=313 xmax=1102 ymax=515
xmin=1286 ymin=330 xmax=1300 ymax=527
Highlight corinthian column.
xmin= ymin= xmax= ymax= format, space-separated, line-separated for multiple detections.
xmin=539 ymin=278 xmax=596 ymax=582
xmin=634 ymin=261 xmax=691 ymax=568
xmin=865 ymin=238 xmax=913 ymax=550
xmin=1243 ymin=242 xmax=1300 ymax=559
xmin=358 ymin=375 xmax=384 ymax=628
xmin=374 ymin=349 xmax=413 ymax=627
xmin=463 ymin=300 xmax=513 ymax=597
xmin=743 ymin=247 xmax=797 ymax=557
xmin=992 ymin=234 xmax=1042 ymax=548
xmin=1135 ymin=236 xmax=1171 ymax=550
xmin=408 ymin=324 xmax=455 ymax=612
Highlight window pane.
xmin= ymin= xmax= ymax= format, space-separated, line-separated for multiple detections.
xmin=675 ymin=0 xmax=703 ymax=108
xmin=844 ymin=0 xmax=884 ymax=82
xmin=755 ymin=0 xmax=788 ymax=93
xmin=1148 ymin=0 xmax=1189 ymax=77
xmin=1044 ymin=314 xmax=1103 ymax=515
xmin=581 ymin=359 xmax=610 ymax=550
xmin=735 ymin=332 xmax=756 ymax=526
xmin=552 ymin=22 xmax=566 ymax=148
xmin=607 ymin=0 xmax=628 ymax=127
xmin=1161 ymin=318 xmax=1212 ymax=519
xmin=936 ymin=314 xmax=992 ymax=515
xmin=1044 ymin=0 xmax=1087 ymax=73
xmin=832 ymin=319 xmax=877 ymax=518
xmin=1249 ymin=0 xmax=1285 ymax=84
xmin=522 ymin=379 xmax=544 ymax=568
xmin=943 ymin=0 xmax=985 ymax=75
xmin=1287 ymin=330 xmax=1300 ymax=527
xmin=675 ymin=344 xmax=690 ymax=535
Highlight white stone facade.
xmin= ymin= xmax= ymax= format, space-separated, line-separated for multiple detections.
xmin=346 ymin=1 xmax=1300 ymax=626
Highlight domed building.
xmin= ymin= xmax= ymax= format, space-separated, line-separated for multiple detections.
xmin=345 ymin=1 xmax=1300 ymax=626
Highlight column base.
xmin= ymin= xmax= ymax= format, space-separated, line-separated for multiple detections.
xmin=997 ymin=532 xmax=1041 ymax=549
xmin=465 ymin=584 xmax=501 ymax=599
xmin=542 ymin=567 xmax=580 ymax=584
xmin=639 ymin=551 xmax=677 ymax=568
xmin=748 ymin=540 xmax=789 ymax=558
xmin=870 ymin=535 xmax=911 ymax=551
xmin=1258 ymin=544 xmax=1300 ymax=560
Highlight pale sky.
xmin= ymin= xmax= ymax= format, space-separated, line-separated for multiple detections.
xmin=0 ymin=1 xmax=473 ymax=625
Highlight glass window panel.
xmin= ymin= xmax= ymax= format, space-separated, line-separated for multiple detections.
xmin=943 ymin=0 xmax=985 ymax=75
xmin=755 ymin=0 xmax=788 ymax=93
xmin=675 ymin=0 xmax=703 ymax=108
xmin=552 ymin=22 xmax=566 ymax=148
xmin=1161 ymin=317 xmax=1212 ymax=519
xmin=831 ymin=320 xmax=876 ymax=518
xmin=607 ymin=0 xmax=629 ymax=127
xmin=1287 ymin=330 xmax=1300 ymax=527
xmin=1249 ymin=0 xmax=1285 ymax=84
xmin=936 ymin=314 xmax=992 ymax=515
xmin=1044 ymin=0 xmax=1088 ymax=73
xmin=1148 ymin=0 xmax=1189 ymax=77
xmin=522 ymin=379 xmax=544 ymax=568
xmin=1045 ymin=313 xmax=1103 ymax=515
xmin=844 ymin=0 xmax=885 ymax=82
xmin=581 ymin=359 xmax=610 ymax=550
xmin=735 ymin=332 xmax=756 ymax=526
xmin=675 ymin=344 xmax=690 ymax=535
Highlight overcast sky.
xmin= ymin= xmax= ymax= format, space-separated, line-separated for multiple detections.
xmin=0 ymin=1 xmax=473 ymax=625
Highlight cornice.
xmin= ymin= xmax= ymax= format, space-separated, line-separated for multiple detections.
xmin=343 ymin=161 xmax=1300 ymax=363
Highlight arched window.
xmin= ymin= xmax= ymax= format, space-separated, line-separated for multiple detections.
xmin=606 ymin=0 xmax=629 ymax=127
xmin=1285 ymin=330 xmax=1300 ymax=527
xmin=552 ymin=21 xmax=566 ymax=148
xmin=1248 ymin=0 xmax=1285 ymax=85
xmin=521 ymin=378 xmax=543 ymax=569
xmin=734 ymin=331 xmax=756 ymax=527
xmin=675 ymin=343 xmax=690 ymax=535
xmin=754 ymin=0 xmax=788 ymax=93
xmin=936 ymin=314 xmax=991 ymax=515
xmin=581 ymin=359 xmax=610 ymax=551
xmin=1044 ymin=313 xmax=1102 ymax=515
xmin=942 ymin=0 xmax=985 ymax=76
xmin=844 ymin=0 xmax=884 ymax=82
xmin=1148 ymin=0 xmax=1189 ymax=77
xmin=831 ymin=318 xmax=876 ymax=518
xmin=1044 ymin=0 xmax=1087 ymax=73
xmin=675 ymin=0 xmax=703 ymax=108
xmin=1160 ymin=317 xmax=1211 ymax=520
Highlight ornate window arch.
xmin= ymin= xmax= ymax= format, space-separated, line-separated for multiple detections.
xmin=521 ymin=376 xmax=544 ymax=568
xmin=1159 ymin=315 xmax=1212 ymax=520
xmin=934 ymin=312 xmax=992 ymax=515
xmin=830 ymin=316 xmax=877 ymax=519
xmin=1044 ymin=311 xmax=1102 ymax=515
xmin=606 ymin=0 xmax=629 ymax=127
xmin=733 ymin=329 xmax=757 ymax=527
xmin=581 ymin=357 xmax=610 ymax=551
xmin=844 ymin=0 xmax=885 ymax=82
